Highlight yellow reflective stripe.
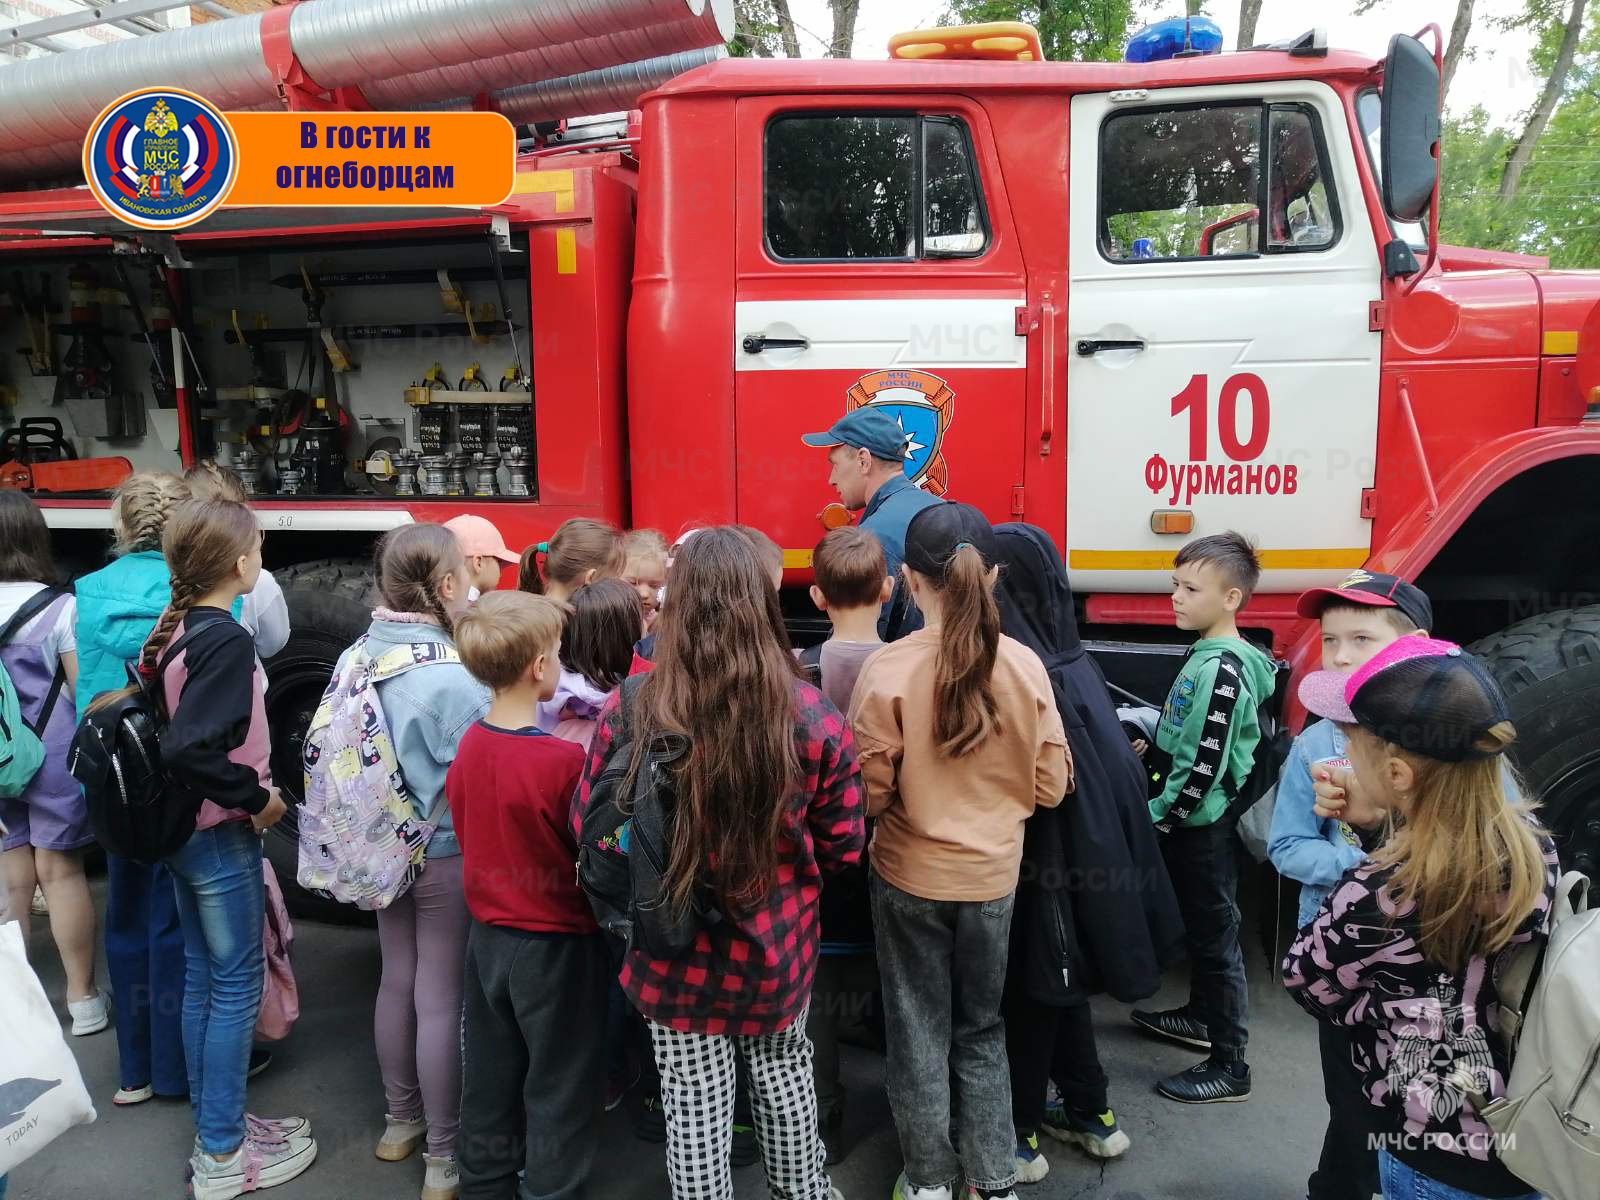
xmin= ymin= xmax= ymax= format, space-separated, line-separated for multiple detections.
xmin=1543 ymin=330 xmax=1579 ymax=356
xmin=555 ymin=229 xmax=576 ymax=275
xmin=783 ymin=549 xmax=812 ymax=569
xmin=513 ymin=169 xmax=575 ymax=212
xmin=1068 ymin=548 xmax=1370 ymax=571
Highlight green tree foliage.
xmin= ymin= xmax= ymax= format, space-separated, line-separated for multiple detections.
xmin=1439 ymin=23 xmax=1600 ymax=266
xmin=940 ymin=0 xmax=1139 ymax=61
xmin=729 ymin=0 xmax=797 ymax=57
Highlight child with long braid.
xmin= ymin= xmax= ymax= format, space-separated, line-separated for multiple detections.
xmin=145 ymin=498 xmax=316 ymax=1198
xmin=73 ymin=471 xmax=194 ymax=1107
xmin=340 ymin=524 xmax=489 ymax=1200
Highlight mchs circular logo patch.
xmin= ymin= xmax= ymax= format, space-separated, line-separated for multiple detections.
xmin=84 ymin=89 xmax=238 ymax=229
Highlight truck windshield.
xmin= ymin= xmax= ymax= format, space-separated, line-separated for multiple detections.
xmin=1355 ymin=90 xmax=1428 ymax=252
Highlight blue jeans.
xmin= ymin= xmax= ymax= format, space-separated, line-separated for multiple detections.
xmin=166 ymin=821 xmax=266 ymax=1156
xmin=1378 ymin=1150 xmax=1537 ymax=1200
xmin=105 ymin=853 xmax=189 ymax=1095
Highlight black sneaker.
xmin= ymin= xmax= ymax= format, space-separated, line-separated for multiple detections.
xmin=630 ymin=1092 xmax=668 ymax=1143
xmin=731 ymin=1120 xmax=758 ymax=1167
xmin=1041 ymin=1100 xmax=1130 ymax=1159
xmin=1129 ymin=1006 xmax=1212 ymax=1051
xmin=1156 ymin=1057 xmax=1251 ymax=1104
xmin=247 ymin=1047 xmax=274 ymax=1080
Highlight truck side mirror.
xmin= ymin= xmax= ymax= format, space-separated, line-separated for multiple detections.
xmin=1379 ymin=33 xmax=1441 ymax=224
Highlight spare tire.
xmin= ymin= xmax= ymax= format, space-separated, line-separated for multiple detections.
xmin=1471 ymin=605 xmax=1600 ymax=882
xmin=263 ymin=558 xmax=374 ymax=924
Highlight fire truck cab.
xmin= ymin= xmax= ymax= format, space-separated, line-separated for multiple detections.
xmin=629 ymin=28 xmax=1600 ymax=878
xmin=2 ymin=21 xmax=1599 ymax=895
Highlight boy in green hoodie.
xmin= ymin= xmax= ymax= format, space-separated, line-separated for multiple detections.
xmin=1131 ymin=532 xmax=1276 ymax=1106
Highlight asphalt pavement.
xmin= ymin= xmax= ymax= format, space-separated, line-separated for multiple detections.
xmin=8 ymin=880 xmax=1327 ymax=1200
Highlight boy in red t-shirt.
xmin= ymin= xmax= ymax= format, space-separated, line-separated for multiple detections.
xmin=448 ymin=590 xmax=607 ymax=1199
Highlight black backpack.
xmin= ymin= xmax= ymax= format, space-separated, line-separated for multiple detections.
xmin=69 ymin=626 xmax=205 ymax=865
xmin=576 ymin=678 xmax=720 ymax=960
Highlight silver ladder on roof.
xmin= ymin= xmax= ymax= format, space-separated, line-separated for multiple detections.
xmin=2 ymin=0 xmax=247 ymax=60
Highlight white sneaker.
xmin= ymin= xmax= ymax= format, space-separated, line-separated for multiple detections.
xmin=965 ymin=1189 xmax=1019 ymax=1200
xmin=68 ymin=988 xmax=110 ymax=1036
xmin=113 ymin=1084 xmax=153 ymax=1106
xmin=192 ymin=1115 xmax=311 ymax=1151
xmin=421 ymin=1153 xmax=459 ymax=1200
xmin=188 ymin=1133 xmax=317 ymax=1199
xmin=892 ymin=1174 xmax=953 ymax=1200
xmin=375 ymin=1113 xmax=428 ymax=1162
xmin=30 ymin=885 xmax=46 ymax=916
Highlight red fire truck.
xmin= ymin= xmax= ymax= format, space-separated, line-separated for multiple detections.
xmin=1 ymin=11 xmax=1598 ymax=898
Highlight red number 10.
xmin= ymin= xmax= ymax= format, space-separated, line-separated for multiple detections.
xmin=1171 ymin=373 xmax=1270 ymax=461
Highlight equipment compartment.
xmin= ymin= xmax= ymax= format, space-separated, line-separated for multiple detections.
xmin=0 ymin=232 xmax=536 ymax=500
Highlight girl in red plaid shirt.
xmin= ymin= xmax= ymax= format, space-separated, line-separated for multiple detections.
xmin=575 ymin=527 xmax=865 ymax=1200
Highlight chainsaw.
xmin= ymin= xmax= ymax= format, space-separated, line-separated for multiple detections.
xmin=0 ymin=417 xmax=132 ymax=492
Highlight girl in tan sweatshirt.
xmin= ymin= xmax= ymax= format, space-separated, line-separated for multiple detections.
xmin=850 ymin=502 xmax=1069 ymax=1200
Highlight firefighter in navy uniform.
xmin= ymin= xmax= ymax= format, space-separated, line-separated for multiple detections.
xmin=804 ymin=407 xmax=942 ymax=639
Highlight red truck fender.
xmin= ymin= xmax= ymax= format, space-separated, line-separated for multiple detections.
xmin=1282 ymin=425 xmax=1600 ymax=730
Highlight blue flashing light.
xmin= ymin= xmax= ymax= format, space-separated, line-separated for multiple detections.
xmin=1125 ymin=16 xmax=1225 ymax=63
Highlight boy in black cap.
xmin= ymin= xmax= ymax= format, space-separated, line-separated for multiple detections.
xmin=803 ymin=407 xmax=940 ymax=638
xmin=1267 ymin=569 xmax=1431 ymax=1200
xmin=1271 ymin=570 xmax=1432 ymax=928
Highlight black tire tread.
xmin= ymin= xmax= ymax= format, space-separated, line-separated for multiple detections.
xmin=273 ymin=557 xmax=375 ymax=611
xmin=1468 ymin=604 xmax=1600 ymax=696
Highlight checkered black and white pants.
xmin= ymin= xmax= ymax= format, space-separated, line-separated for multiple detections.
xmin=649 ymin=1002 xmax=832 ymax=1200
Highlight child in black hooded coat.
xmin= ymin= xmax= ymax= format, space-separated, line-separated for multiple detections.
xmin=992 ymin=523 xmax=1186 ymax=1180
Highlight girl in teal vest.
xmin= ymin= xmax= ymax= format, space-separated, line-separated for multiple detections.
xmin=74 ymin=472 xmax=194 ymax=1105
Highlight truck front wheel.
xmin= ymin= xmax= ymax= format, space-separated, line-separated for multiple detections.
xmin=263 ymin=557 xmax=375 ymax=923
xmin=1472 ymin=605 xmax=1600 ymax=882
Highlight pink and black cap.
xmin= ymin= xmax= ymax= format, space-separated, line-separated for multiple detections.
xmin=1295 ymin=569 xmax=1433 ymax=632
xmin=1297 ymin=636 xmax=1512 ymax=762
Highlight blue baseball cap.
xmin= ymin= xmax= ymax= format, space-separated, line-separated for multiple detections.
xmin=801 ymin=407 xmax=910 ymax=463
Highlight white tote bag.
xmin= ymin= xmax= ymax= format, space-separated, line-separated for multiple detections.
xmin=0 ymin=921 xmax=96 ymax=1175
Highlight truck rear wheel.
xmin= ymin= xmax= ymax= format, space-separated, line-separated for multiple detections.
xmin=263 ymin=558 xmax=375 ymax=923
xmin=1471 ymin=605 xmax=1600 ymax=881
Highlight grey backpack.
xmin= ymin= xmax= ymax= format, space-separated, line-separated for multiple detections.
xmin=1477 ymin=871 xmax=1599 ymax=1199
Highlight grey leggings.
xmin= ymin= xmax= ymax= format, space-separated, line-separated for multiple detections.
xmin=375 ymin=853 xmax=469 ymax=1158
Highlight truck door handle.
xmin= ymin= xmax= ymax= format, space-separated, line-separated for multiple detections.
xmin=742 ymin=334 xmax=810 ymax=354
xmin=1076 ymin=338 xmax=1145 ymax=356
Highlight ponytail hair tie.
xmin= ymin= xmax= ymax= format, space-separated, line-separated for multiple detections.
xmin=536 ymin=541 xmax=551 ymax=554
xmin=954 ymin=541 xmax=974 ymax=553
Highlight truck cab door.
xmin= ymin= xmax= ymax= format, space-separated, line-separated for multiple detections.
xmin=733 ymin=97 xmax=1029 ymax=568
xmin=1065 ymin=83 xmax=1381 ymax=593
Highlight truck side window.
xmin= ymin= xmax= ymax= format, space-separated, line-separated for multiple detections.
xmin=765 ymin=114 xmax=988 ymax=260
xmin=1099 ymin=102 xmax=1339 ymax=261
xmin=1266 ymin=106 xmax=1338 ymax=251
xmin=923 ymin=117 xmax=986 ymax=255
xmin=1101 ymin=104 xmax=1262 ymax=261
